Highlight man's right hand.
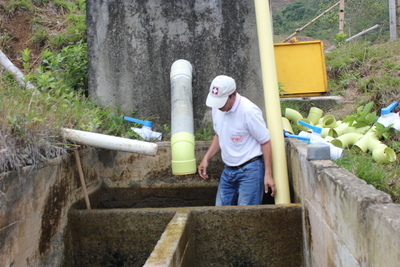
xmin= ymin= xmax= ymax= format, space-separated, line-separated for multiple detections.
xmin=198 ymin=160 xmax=209 ymax=180
xmin=198 ymin=134 xmax=220 ymax=180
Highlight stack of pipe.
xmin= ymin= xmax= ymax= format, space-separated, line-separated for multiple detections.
xmin=283 ymin=106 xmax=397 ymax=164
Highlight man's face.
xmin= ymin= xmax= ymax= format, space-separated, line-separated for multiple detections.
xmin=218 ymin=94 xmax=235 ymax=112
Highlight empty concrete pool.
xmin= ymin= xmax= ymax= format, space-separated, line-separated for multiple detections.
xmin=61 ymin=142 xmax=303 ymax=266
xmin=65 ymin=189 xmax=302 ymax=266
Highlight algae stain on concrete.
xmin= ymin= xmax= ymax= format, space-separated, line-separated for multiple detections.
xmin=39 ymin=168 xmax=69 ymax=255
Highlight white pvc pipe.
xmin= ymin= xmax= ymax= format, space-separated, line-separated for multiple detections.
xmin=170 ymin=59 xmax=194 ymax=136
xmin=61 ymin=128 xmax=158 ymax=156
xmin=170 ymin=59 xmax=196 ymax=175
xmin=0 ymin=49 xmax=37 ymax=90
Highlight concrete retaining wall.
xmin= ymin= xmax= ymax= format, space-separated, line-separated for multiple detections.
xmin=286 ymin=138 xmax=400 ymax=267
xmin=86 ymin=0 xmax=264 ymax=131
xmin=0 ymin=148 xmax=102 ymax=267
xmin=2 ymin=140 xmax=400 ymax=266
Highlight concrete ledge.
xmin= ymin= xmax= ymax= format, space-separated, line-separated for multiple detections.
xmin=286 ymin=138 xmax=399 ymax=267
xmin=144 ymin=210 xmax=191 ymax=267
xmin=281 ymin=95 xmax=344 ymax=110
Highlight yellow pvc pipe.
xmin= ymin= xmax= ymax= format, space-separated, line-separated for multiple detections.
xmin=282 ymin=117 xmax=294 ymax=134
xmin=351 ymin=126 xmax=396 ymax=163
xmin=343 ymin=126 xmax=370 ymax=135
xmin=254 ymin=0 xmax=290 ymax=204
xmin=330 ymin=133 xmax=363 ymax=149
xmin=332 ymin=122 xmax=349 ymax=137
xmin=322 ymin=115 xmax=338 ymax=128
xmin=353 ymin=131 xmax=377 ymax=153
xmin=372 ymin=144 xmax=397 ymax=163
xmin=285 ymin=108 xmax=303 ymax=122
xmin=321 ymin=128 xmax=333 ymax=138
xmin=171 ymin=132 xmax=196 ymax=175
xmin=307 ymin=107 xmax=324 ymax=125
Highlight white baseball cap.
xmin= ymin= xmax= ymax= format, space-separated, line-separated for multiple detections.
xmin=206 ymin=75 xmax=236 ymax=108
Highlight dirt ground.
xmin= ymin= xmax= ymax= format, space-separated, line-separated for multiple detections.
xmin=0 ymin=13 xmax=42 ymax=69
xmin=326 ymin=87 xmax=362 ymax=119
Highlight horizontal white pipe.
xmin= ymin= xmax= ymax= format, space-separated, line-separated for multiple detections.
xmin=61 ymin=128 xmax=158 ymax=156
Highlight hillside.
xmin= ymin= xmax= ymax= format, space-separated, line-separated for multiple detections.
xmin=270 ymin=0 xmax=298 ymax=10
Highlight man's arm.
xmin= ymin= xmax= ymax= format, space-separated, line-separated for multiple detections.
xmin=261 ymin=140 xmax=276 ymax=197
xmin=198 ymin=134 xmax=221 ymax=180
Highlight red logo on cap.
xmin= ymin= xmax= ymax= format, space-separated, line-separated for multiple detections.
xmin=212 ymin=87 xmax=219 ymax=95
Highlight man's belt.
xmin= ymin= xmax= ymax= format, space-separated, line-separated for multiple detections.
xmin=227 ymin=155 xmax=263 ymax=169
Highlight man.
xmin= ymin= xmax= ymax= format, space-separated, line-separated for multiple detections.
xmin=198 ymin=75 xmax=276 ymax=206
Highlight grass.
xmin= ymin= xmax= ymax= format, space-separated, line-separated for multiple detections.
xmin=0 ymin=71 xmax=134 ymax=172
xmin=326 ymin=40 xmax=400 ymax=110
xmin=322 ymin=41 xmax=400 ymax=203
xmin=335 ymin=149 xmax=400 ymax=203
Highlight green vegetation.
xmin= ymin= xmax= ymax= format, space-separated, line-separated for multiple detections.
xmin=326 ymin=40 xmax=400 ymax=109
xmin=195 ymin=122 xmax=214 ymax=141
xmin=0 ymin=0 xmax=131 ymax=172
xmin=335 ymin=149 xmax=400 ymax=203
xmin=273 ymin=0 xmax=390 ymax=43
xmin=283 ymin=40 xmax=400 ymax=202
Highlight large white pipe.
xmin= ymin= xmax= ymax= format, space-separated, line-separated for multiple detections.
xmin=61 ymin=128 xmax=158 ymax=156
xmin=0 ymin=49 xmax=37 ymax=90
xmin=170 ymin=59 xmax=196 ymax=175
xmin=254 ymin=0 xmax=291 ymax=204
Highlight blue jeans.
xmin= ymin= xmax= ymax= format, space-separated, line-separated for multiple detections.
xmin=215 ymin=158 xmax=265 ymax=206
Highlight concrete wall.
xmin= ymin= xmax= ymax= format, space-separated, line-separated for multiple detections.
xmin=86 ymin=0 xmax=265 ymax=131
xmin=286 ymin=138 xmax=400 ymax=267
xmin=2 ymin=139 xmax=400 ymax=266
xmin=65 ymin=209 xmax=176 ymax=266
xmin=0 ymin=142 xmax=218 ymax=266
xmin=0 ymin=148 xmax=102 ymax=267
xmin=67 ymin=205 xmax=302 ymax=267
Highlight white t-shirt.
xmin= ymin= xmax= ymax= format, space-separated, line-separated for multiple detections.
xmin=212 ymin=93 xmax=270 ymax=166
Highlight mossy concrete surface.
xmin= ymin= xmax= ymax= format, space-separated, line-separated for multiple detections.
xmin=0 ymin=148 xmax=102 ymax=267
xmin=65 ymin=209 xmax=176 ymax=267
xmin=86 ymin=0 xmax=266 ymax=130
xmin=65 ymin=205 xmax=302 ymax=267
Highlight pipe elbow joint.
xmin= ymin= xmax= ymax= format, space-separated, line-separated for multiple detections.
xmin=372 ymin=144 xmax=396 ymax=163
xmin=331 ymin=133 xmax=363 ymax=148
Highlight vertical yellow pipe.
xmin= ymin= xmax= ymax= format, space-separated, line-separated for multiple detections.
xmin=254 ymin=0 xmax=290 ymax=204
